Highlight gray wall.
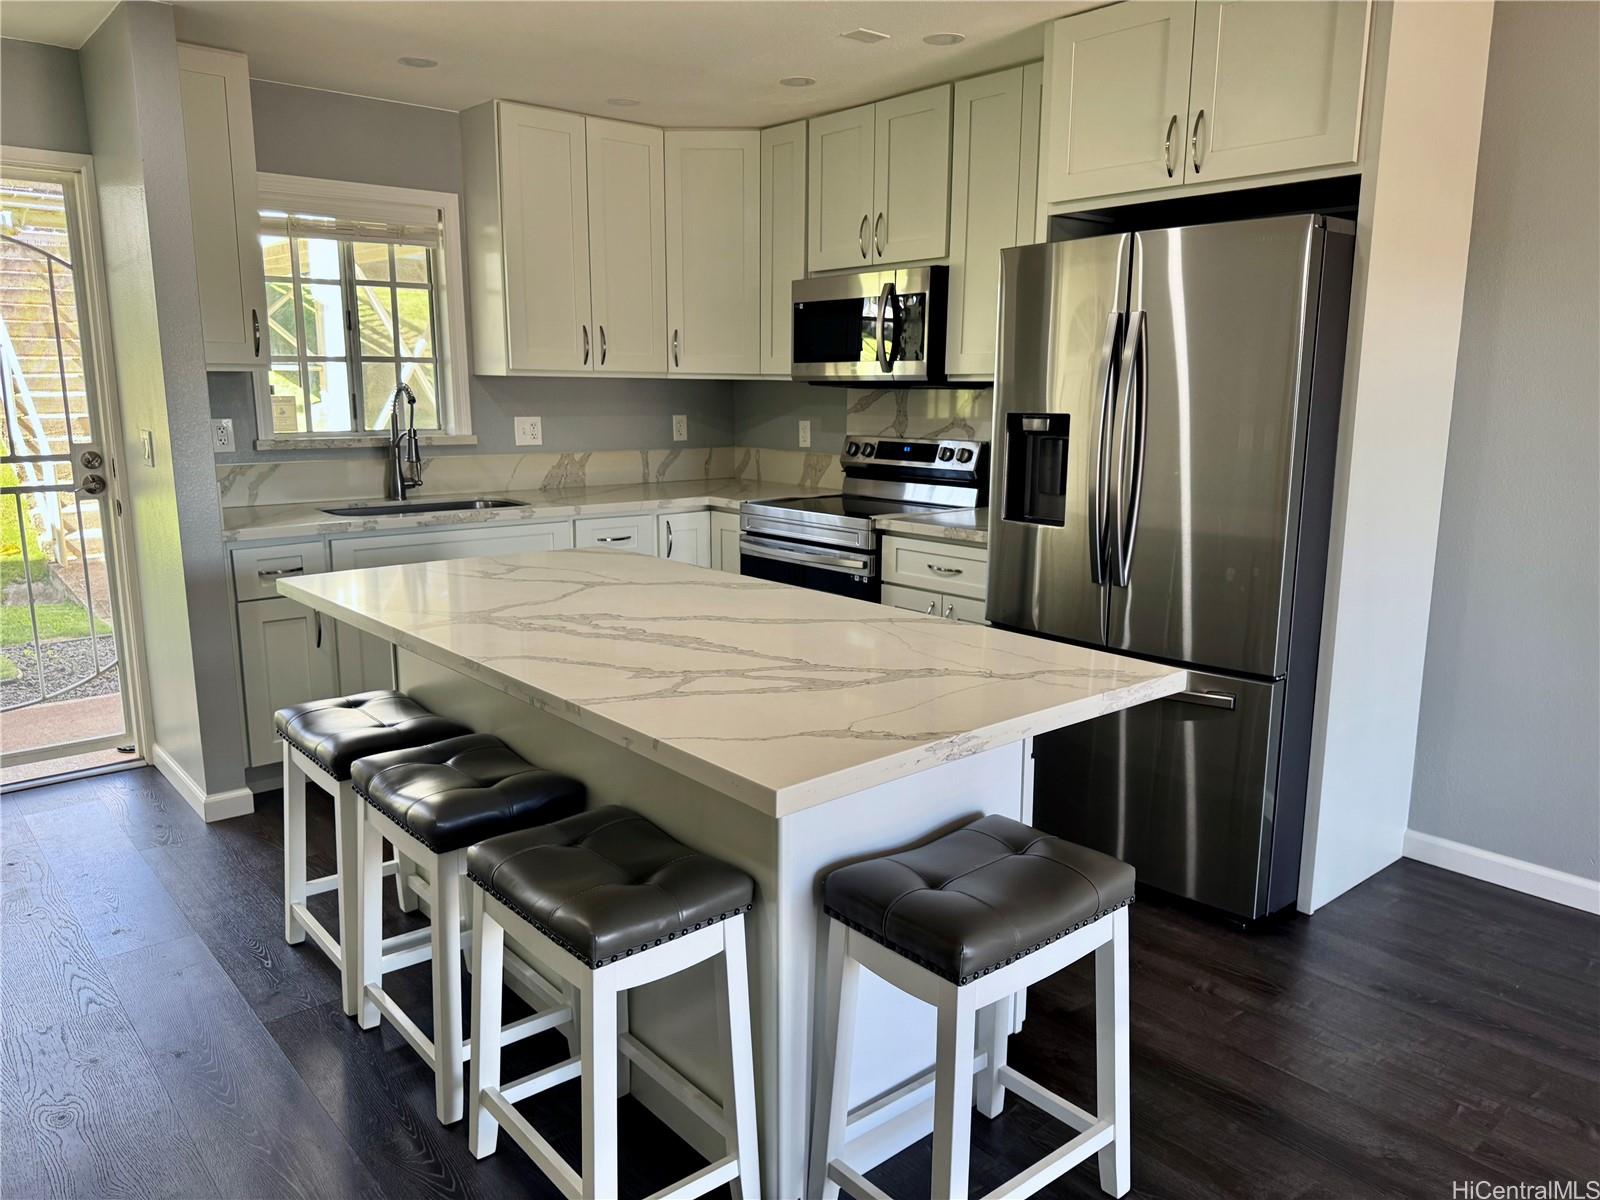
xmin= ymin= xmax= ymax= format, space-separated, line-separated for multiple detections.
xmin=1409 ymin=1 xmax=1600 ymax=880
xmin=731 ymin=380 xmax=846 ymax=452
xmin=0 ymin=38 xmax=90 ymax=153
xmin=214 ymin=79 xmax=736 ymax=459
xmin=82 ymin=2 xmax=245 ymax=797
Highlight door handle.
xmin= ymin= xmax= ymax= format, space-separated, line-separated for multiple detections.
xmin=858 ymin=214 xmax=870 ymax=260
xmin=1163 ymin=114 xmax=1179 ymax=177
xmin=1190 ymin=108 xmax=1207 ymax=174
xmin=582 ymin=324 xmax=590 ymax=365
xmin=1171 ymin=688 xmax=1235 ymax=711
xmin=873 ymin=212 xmax=885 ymax=258
xmin=1087 ymin=304 xmax=1124 ymax=586
xmin=598 ymin=325 xmax=607 ymax=365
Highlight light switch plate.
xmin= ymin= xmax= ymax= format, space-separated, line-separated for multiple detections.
xmin=798 ymin=419 xmax=812 ymax=448
xmin=139 ymin=429 xmax=155 ymax=468
xmin=211 ymin=418 xmax=235 ymax=453
xmin=672 ymin=414 xmax=688 ymax=442
xmin=514 ymin=416 xmax=543 ymax=446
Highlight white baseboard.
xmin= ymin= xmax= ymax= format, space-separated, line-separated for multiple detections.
xmin=1403 ymin=830 xmax=1600 ymax=915
xmin=150 ymin=743 xmax=256 ymax=823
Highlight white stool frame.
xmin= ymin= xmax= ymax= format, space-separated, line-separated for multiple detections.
xmin=467 ymin=884 xmax=761 ymax=1200
xmin=356 ymin=801 xmax=576 ymax=1124
xmin=281 ymin=742 xmax=419 ymax=1016
xmin=809 ymin=907 xmax=1130 ymax=1200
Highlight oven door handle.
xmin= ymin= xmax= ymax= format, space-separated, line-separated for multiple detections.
xmin=739 ymin=535 xmax=874 ymax=576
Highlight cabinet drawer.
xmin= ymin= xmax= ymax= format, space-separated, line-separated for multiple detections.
xmin=941 ymin=594 xmax=988 ymax=624
xmin=882 ymin=582 xmax=943 ymax=616
xmin=231 ymin=540 xmax=329 ymax=602
xmin=881 ymin=536 xmax=988 ymax=601
xmin=575 ymin=514 xmax=657 ymax=555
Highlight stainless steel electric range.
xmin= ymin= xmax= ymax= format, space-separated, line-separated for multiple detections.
xmin=739 ymin=437 xmax=988 ymax=602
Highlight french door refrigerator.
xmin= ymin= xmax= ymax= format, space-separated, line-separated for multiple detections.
xmin=988 ymin=214 xmax=1355 ymax=918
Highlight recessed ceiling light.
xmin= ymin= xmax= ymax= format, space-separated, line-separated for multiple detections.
xmin=779 ymin=76 xmax=816 ymax=88
xmin=397 ymin=56 xmax=437 ymax=69
xmin=840 ymin=28 xmax=891 ymax=44
xmin=606 ymin=97 xmax=640 ymax=107
xmin=923 ymin=32 xmax=965 ymax=47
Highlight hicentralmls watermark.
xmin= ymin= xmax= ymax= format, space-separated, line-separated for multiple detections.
xmin=1451 ymin=1184 xmax=1600 ymax=1199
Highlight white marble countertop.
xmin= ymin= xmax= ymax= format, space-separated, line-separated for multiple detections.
xmin=281 ymin=549 xmax=1186 ymax=815
xmin=875 ymin=507 xmax=989 ymax=547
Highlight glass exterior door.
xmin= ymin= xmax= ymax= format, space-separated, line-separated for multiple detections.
xmin=0 ymin=166 xmax=135 ymax=785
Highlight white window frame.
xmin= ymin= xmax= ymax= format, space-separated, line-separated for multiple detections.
xmin=251 ymin=173 xmax=474 ymax=448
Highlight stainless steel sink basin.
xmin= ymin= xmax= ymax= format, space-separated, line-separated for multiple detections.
xmin=320 ymin=498 xmax=526 ymax=517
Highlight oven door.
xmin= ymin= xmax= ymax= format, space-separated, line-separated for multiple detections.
xmin=739 ymin=534 xmax=881 ymax=602
xmin=791 ymin=266 xmax=946 ymax=383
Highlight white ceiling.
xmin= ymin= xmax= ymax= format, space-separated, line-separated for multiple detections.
xmin=1 ymin=2 xmax=1097 ymax=126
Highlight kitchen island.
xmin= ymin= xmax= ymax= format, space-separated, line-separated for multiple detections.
xmin=281 ymin=549 xmax=1186 ymax=1197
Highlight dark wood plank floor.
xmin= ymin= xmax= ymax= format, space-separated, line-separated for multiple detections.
xmin=3 ymin=767 xmax=1596 ymax=1199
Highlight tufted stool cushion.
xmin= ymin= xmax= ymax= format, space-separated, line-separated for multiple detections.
xmin=822 ymin=814 xmax=1135 ymax=985
xmin=275 ymin=690 xmax=468 ymax=780
xmin=467 ymin=805 xmax=754 ymax=967
xmin=351 ymin=734 xmax=585 ymax=852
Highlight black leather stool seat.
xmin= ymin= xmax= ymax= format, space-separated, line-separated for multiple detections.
xmin=467 ymin=806 xmax=754 ymax=968
xmin=275 ymin=690 xmax=468 ymax=780
xmin=351 ymin=734 xmax=586 ymax=852
xmin=823 ymin=814 xmax=1135 ymax=985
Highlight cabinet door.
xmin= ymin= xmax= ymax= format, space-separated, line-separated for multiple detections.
xmin=760 ymin=121 xmax=807 ymax=376
xmin=574 ymin=513 xmax=657 ymax=555
xmin=666 ymin=132 xmax=760 ymax=375
xmin=711 ymin=510 xmax=742 ymax=573
xmin=1018 ymin=62 xmax=1045 ymax=244
xmin=947 ymin=68 xmax=1026 ymax=378
xmin=238 ymin=598 xmax=338 ymax=767
xmin=940 ymin=594 xmax=989 ymax=624
xmin=872 ymin=85 xmax=952 ymax=264
xmin=657 ymin=511 xmax=712 ymax=567
xmin=328 ymin=521 xmax=575 ymax=690
xmin=587 ymin=118 xmax=668 ymax=374
xmin=882 ymin=582 xmax=942 ymax=616
xmin=1043 ymin=2 xmax=1197 ymax=203
xmin=1187 ymin=1 xmax=1370 ymax=183
xmin=178 ymin=45 xmax=267 ymax=370
xmin=498 ymin=103 xmax=593 ymax=372
xmin=807 ymin=104 xmax=876 ymax=271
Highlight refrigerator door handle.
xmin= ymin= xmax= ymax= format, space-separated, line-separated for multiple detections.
xmin=1109 ymin=309 xmax=1147 ymax=587
xmin=1087 ymin=309 xmax=1123 ymax=585
xmin=1170 ymin=688 xmax=1237 ymax=711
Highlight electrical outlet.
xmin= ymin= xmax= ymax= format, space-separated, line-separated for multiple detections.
xmin=798 ymin=419 xmax=812 ymax=448
xmin=514 ymin=416 xmax=543 ymax=446
xmin=210 ymin=418 xmax=235 ymax=453
xmin=139 ymin=429 xmax=156 ymax=468
xmin=672 ymin=414 xmax=688 ymax=442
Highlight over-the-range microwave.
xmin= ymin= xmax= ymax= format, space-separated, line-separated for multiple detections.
xmin=791 ymin=265 xmax=948 ymax=385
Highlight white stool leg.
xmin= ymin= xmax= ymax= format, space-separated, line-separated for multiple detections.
xmin=930 ymin=986 xmax=976 ymax=1200
xmin=580 ymin=970 xmax=619 ymax=1200
xmin=468 ymin=886 xmax=504 ymax=1158
xmin=432 ymin=849 xmax=467 ymax=1124
xmin=1096 ymin=906 xmax=1131 ymax=1197
xmin=393 ymin=844 xmax=419 ymax=913
xmin=975 ymin=993 xmax=1013 ymax=1119
xmin=715 ymin=915 xmax=761 ymax=1200
xmin=808 ymin=919 xmax=859 ymax=1200
xmin=282 ymin=745 xmax=307 ymax=946
xmin=356 ymin=808 xmax=385 ymax=1029
xmin=333 ymin=780 xmax=363 ymax=1017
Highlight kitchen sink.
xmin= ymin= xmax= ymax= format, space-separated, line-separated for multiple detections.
xmin=320 ymin=498 xmax=527 ymax=517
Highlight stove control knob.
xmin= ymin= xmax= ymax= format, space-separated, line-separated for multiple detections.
xmin=956 ymin=448 xmax=975 ymax=463
xmin=937 ymin=446 xmax=955 ymax=462
xmin=861 ymin=443 xmax=875 ymax=457
xmin=845 ymin=441 xmax=860 ymax=457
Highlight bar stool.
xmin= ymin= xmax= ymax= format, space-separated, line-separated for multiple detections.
xmin=809 ymin=814 xmax=1134 ymax=1200
xmin=352 ymin=733 xmax=586 ymax=1124
xmin=277 ymin=690 xmax=469 ymax=1016
xmin=465 ymin=806 xmax=761 ymax=1200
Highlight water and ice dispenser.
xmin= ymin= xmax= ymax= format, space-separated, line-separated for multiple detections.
xmin=1002 ymin=413 xmax=1070 ymax=526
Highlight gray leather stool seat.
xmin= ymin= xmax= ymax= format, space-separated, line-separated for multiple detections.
xmin=467 ymin=805 xmax=754 ymax=967
xmin=352 ymin=734 xmax=586 ymax=852
xmin=275 ymin=690 xmax=468 ymax=780
xmin=823 ymin=813 xmax=1135 ymax=985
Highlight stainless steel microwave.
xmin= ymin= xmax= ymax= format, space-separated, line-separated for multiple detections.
xmin=791 ymin=265 xmax=948 ymax=384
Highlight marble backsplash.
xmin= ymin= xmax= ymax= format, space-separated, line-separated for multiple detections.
xmin=845 ymin=388 xmax=994 ymax=443
xmin=216 ymin=443 xmax=841 ymax=508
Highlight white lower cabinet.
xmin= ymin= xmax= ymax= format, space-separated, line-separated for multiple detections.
xmin=657 ymin=510 xmax=712 ymax=567
xmin=575 ymin=513 xmax=657 ymax=556
xmin=881 ymin=535 xmax=988 ymax=600
xmin=328 ymin=521 xmax=575 ymax=692
xmin=237 ymin=597 xmax=339 ymax=766
xmin=711 ymin=510 xmax=741 ymax=573
xmin=882 ymin=583 xmax=988 ymax=624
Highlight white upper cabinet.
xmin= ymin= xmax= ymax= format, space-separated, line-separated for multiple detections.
xmin=177 ymin=44 xmax=268 ymax=370
xmin=1043 ymin=2 xmax=1197 ymax=204
xmin=759 ymin=121 xmax=807 ymax=376
xmin=586 ymin=118 xmax=669 ymax=374
xmin=1186 ymin=0 xmax=1371 ymax=183
xmin=871 ymin=85 xmax=952 ymax=264
xmin=491 ymin=103 xmax=592 ymax=373
xmin=807 ymin=104 xmax=876 ymax=271
xmin=665 ymin=131 xmax=760 ymax=376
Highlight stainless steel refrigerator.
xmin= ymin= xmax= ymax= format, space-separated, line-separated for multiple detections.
xmin=988 ymin=214 xmax=1355 ymax=919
